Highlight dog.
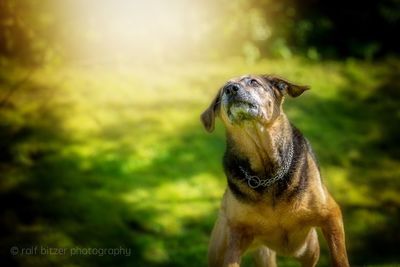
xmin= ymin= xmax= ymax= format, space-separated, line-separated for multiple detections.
xmin=201 ymin=75 xmax=349 ymax=267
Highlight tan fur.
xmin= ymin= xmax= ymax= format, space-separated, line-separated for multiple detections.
xmin=204 ymin=75 xmax=349 ymax=267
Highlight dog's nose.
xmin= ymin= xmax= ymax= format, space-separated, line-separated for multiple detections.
xmin=225 ymin=84 xmax=240 ymax=96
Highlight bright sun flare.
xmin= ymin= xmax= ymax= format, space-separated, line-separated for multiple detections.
xmin=57 ymin=0 xmax=208 ymax=64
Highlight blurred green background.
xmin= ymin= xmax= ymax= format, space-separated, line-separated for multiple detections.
xmin=0 ymin=0 xmax=399 ymax=266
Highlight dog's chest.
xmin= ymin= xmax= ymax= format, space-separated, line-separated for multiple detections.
xmin=224 ymin=191 xmax=313 ymax=254
xmin=226 ymin=199 xmax=304 ymax=231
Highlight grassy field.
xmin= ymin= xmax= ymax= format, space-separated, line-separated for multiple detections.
xmin=1 ymin=57 xmax=399 ymax=266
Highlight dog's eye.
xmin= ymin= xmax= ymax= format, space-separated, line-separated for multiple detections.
xmin=249 ymin=79 xmax=259 ymax=87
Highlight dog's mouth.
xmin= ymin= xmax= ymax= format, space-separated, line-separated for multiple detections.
xmin=227 ymin=101 xmax=259 ymax=122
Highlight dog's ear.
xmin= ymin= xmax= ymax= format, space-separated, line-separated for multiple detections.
xmin=200 ymin=89 xmax=222 ymax=133
xmin=265 ymin=75 xmax=310 ymax=97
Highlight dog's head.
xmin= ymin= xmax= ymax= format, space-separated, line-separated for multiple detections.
xmin=201 ymin=75 xmax=309 ymax=132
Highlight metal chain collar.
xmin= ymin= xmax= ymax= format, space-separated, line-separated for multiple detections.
xmin=238 ymin=142 xmax=294 ymax=189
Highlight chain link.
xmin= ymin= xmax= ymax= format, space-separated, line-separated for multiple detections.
xmin=238 ymin=142 xmax=294 ymax=189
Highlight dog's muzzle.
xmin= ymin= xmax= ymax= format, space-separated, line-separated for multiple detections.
xmin=223 ymin=83 xmax=259 ymax=122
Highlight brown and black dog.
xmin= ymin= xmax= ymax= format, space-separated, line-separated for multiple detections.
xmin=201 ymin=75 xmax=349 ymax=267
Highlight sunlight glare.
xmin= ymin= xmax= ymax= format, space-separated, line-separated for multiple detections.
xmin=59 ymin=0 xmax=208 ymax=65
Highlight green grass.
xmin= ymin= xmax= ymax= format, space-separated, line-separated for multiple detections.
xmin=0 ymin=57 xmax=399 ymax=266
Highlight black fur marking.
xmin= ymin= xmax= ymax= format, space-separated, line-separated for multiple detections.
xmin=286 ymin=153 xmax=309 ymax=201
xmin=223 ymin=139 xmax=261 ymax=202
xmin=273 ymin=125 xmax=306 ymax=199
xmin=227 ymin=179 xmax=248 ymax=200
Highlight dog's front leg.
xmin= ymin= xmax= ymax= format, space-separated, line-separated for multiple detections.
xmin=321 ymin=202 xmax=350 ymax=267
xmin=223 ymin=226 xmax=253 ymax=267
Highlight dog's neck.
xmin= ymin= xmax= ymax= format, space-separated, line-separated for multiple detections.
xmin=226 ymin=114 xmax=293 ymax=175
